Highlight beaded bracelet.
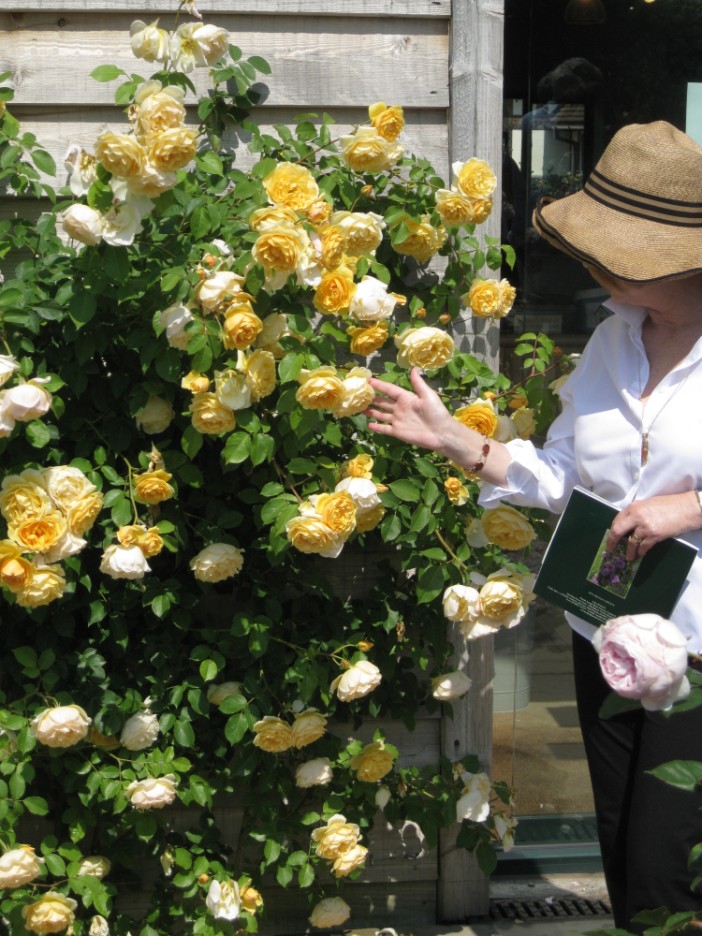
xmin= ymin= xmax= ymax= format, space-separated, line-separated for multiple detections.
xmin=466 ymin=435 xmax=491 ymax=476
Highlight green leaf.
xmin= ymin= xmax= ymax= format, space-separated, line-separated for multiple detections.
xmin=224 ymin=712 xmax=249 ymax=745
xmin=248 ymin=55 xmax=272 ymax=75
xmin=12 ymin=646 xmax=37 ymax=668
xmin=174 ymin=719 xmax=196 ymax=748
xmin=223 ymin=432 xmax=251 ymax=464
xmin=197 ymin=151 xmax=224 ymax=176
xmin=91 ymin=64 xmax=125 ymax=82
xmin=647 ymin=759 xmax=702 ymax=792
xmin=389 ymin=479 xmax=421 ymax=502
xmin=30 ymin=149 xmax=56 ymax=176
xmin=182 ymin=425 xmax=204 ymax=459
xmin=199 ymin=659 xmax=219 ymax=682
xmin=23 ymin=796 xmax=49 ymax=815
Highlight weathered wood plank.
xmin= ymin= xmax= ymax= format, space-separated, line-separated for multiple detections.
xmin=3 ymin=1 xmax=450 ymax=15
xmin=0 ymin=13 xmax=449 ymax=108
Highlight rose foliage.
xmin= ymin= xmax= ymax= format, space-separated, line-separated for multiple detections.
xmin=0 ymin=7 xmax=565 ymax=935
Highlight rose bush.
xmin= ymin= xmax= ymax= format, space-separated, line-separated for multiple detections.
xmin=0 ymin=5 xmax=567 ymax=933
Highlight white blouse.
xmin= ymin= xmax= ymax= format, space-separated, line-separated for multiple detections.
xmin=479 ymin=300 xmax=702 ymax=650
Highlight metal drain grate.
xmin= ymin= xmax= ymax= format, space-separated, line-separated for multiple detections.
xmin=490 ymin=897 xmax=612 ymax=920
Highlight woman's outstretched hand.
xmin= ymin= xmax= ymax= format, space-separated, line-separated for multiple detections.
xmin=366 ymin=368 xmax=455 ymax=453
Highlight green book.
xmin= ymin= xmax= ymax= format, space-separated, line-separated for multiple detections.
xmin=533 ymin=486 xmax=697 ymax=626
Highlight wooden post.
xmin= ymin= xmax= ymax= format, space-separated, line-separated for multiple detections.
xmin=439 ymin=0 xmax=504 ymax=921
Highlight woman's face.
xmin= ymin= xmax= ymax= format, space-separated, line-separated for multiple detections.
xmin=583 ymin=264 xmax=688 ymax=308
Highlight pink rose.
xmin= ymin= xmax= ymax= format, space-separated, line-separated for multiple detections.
xmin=592 ymin=613 xmax=690 ymax=711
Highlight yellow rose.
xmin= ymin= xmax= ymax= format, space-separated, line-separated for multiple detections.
xmin=466 ymin=278 xmax=501 ymax=317
xmin=331 ymin=210 xmax=386 ymax=257
xmin=332 ymin=366 xmax=375 ymax=418
xmin=332 ymin=843 xmax=368 ymax=877
xmin=314 ymin=491 xmax=357 ymax=536
xmin=454 ymin=157 xmax=497 ymax=200
xmin=127 ymin=775 xmax=178 ymax=810
xmin=190 ymin=543 xmax=244 ymax=582
xmin=255 ymin=312 xmax=290 ymax=358
xmin=222 ymin=307 xmax=264 ymax=351
xmin=445 ymin=477 xmax=469 ymax=506
xmin=497 ymin=279 xmax=517 ymax=316
xmin=252 ymin=224 xmax=304 ymax=273
xmin=307 ymin=199 xmax=333 ymax=227
xmin=350 ymin=741 xmax=395 ymax=781
xmin=479 ymin=577 xmax=524 ymax=622
xmin=196 ymin=272 xmax=246 ymax=314
xmin=10 ymin=511 xmax=67 ymax=553
xmin=285 ymin=515 xmax=338 ymax=555
xmin=295 ymin=367 xmax=345 ymax=411
xmin=344 ymin=454 xmax=374 ymax=479
xmin=15 ymin=565 xmax=66 ymax=608
xmin=42 ymin=465 xmax=95 ymax=511
xmin=134 ymin=90 xmax=186 ymax=140
xmin=190 ymin=393 xmax=236 ymax=435
xmin=291 ymin=709 xmax=327 ymax=748
xmin=369 ymin=102 xmax=405 ymax=141
xmin=511 ymin=406 xmax=537 ymax=440
xmin=481 ymin=505 xmax=536 ymax=551
xmin=311 ymin=814 xmax=361 ymax=860
xmin=347 ymin=321 xmax=389 ymax=356
xmin=148 ymin=127 xmax=198 ymax=172
xmin=243 ymin=349 xmax=276 ymax=401
xmin=22 ymin=892 xmax=77 ymax=935
xmin=32 ymin=704 xmax=90 ymax=748
xmin=117 ymin=524 xmax=164 ymax=558
xmin=319 ymin=226 xmax=347 ymax=269
xmin=248 ymin=205 xmax=299 ymax=232
xmin=453 ymin=400 xmax=498 ymax=437
xmin=262 ymin=162 xmax=320 ymax=212
xmin=355 ymin=503 xmax=386 ymax=533
xmin=95 ymin=131 xmax=146 ymax=178
xmin=65 ymin=492 xmax=103 ymax=536
xmin=0 ymin=846 xmax=44 ymax=889
xmin=133 ymin=469 xmax=174 ymax=505
xmin=395 ymin=326 xmax=455 ymax=370
xmin=391 ymin=215 xmax=447 ymax=264
xmin=240 ymin=884 xmax=263 ymax=913
xmin=181 ymin=371 xmax=211 ymax=393
xmin=252 ymin=715 xmax=293 ymax=753
xmin=435 ymin=189 xmax=493 ymax=227
xmin=0 ymin=555 xmax=35 ymax=592
xmin=340 ymin=126 xmax=404 ymax=173
xmin=0 ymin=471 xmax=52 ymax=525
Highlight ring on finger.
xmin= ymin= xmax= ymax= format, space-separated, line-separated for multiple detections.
xmin=628 ymin=533 xmax=643 ymax=545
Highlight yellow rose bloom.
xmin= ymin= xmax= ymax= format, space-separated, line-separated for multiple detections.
xmin=95 ymin=131 xmax=147 ymax=178
xmin=479 ymin=578 xmax=524 ymax=623
xmin=15 ymin=564 xmax=66 ymax=608
xmin=332 ymin=367 xmax=376 ymax=418
xmin=350 ymin=741 xmax=396 ymax=781
xmin=252 ymin=715 xmax=293 ymax=753
xmin=320 ymin=226 xmax=347 ymax=270
xmin=240 ymin=884 xmax=263 ymax=913
xmin=344 ymin=454 xmax=374 ymax=479
xmin=511 ymin=406 xmax=537 ymax=439
xmin=391 ymin=215 xmax=447 ymax=264
xmin=445 ymin=477 xmax=469 ymax=506
xmin=332 ymin=843 xmax=368 ymax=877
xmin=314 ymin=491 xmax=357 ymax=536
xmin=222 ymin=307 xmax=264 ymax=351
xmin=248 ymin=205 xmax=299 ymax=232
xmin=395 ymin=326 xmax=455 ymax=370
xmin=252 ymin=224 xmax=304 ymax=273
xmin=435 ymin=189 xmax=493 ymax=227
xmin=453 ymin=400 xmax=498 ymax=437
xmin=355 ymin=503 xmax=386 ymax=533
xmin=22 ymin=891 xmax=77 ymax=935
xmin=190 ymin=392 xmax=236 ymax=435
xmin=65 ymin=491 xmax=103 ymax=536
xmin=466 ymin=278 xmax=501 ymax=317
xmin=368 ymin=102 xmax=405 ymax=141
xmin=290 ymin=709 xmax=328 ymax=748
xmin=181 ymin=371 xmax=211 ymax=393
xmin=285 ymin=515 xmax=338 ymax=555
xmin=10 ymin=511 xmax=67 ymax=553
xmin=295 ymin=367 xmax=345 ymax=411
xmin=347 ymin=321 xmax=389 ymax=356
xmin=0 ymin=555 xmax=35 ymax=592
xmin=0 ymin=471 xmax=52 ymax=525
xmin=117 ymin=524 xmax=164 ymax=558
xmin=262 ymin=162 xmax=320 ymax=212
xmin=134 ymin=91 xmax=186 ymax=140
xmin=148 ymin=127 xmax=198 ymax=172
xmin=455 ymin=157 xmax=497 ymax=200
xmin=311 ymin=814 xmax=361 ymax=860
xmin=243 ymin=349 xmax=276 ymax=401
xmin=340 ymin=126 xmax=404 ymax=173
xmin=307 ymin=199 xmax=333 ymax=227
xmin=313 ymin=270 xmax=356 ymax=315
xmin=481 ymin=505 xmax=536 ymax=551
xmin=133 ymin=469 xmax=174 ymax=505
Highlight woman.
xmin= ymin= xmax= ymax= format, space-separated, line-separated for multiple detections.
xmin=367 ymin=121 xmax=702 ymax=932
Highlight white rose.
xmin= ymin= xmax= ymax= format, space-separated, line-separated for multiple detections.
xmin=42 ymin=530 xmax=88 ymax=564
xmin=375 ymin=785 xmax=391 ymax=809
xmin=494 ymin=812 xmax=518 ymax=851
xmin=0 ymin=379 xmax=52 ymax=422
xmin=330 ymin=659 xmax=382 ymax=701
xmin=32 ymin=704 xmax=91 ymax=748
xmin=89 ymin=915 xmax=110 ymax=936
xmin=207 ymin=682 xmax=242 ymax=706
xmin=0 ymin=847 xmax=44 ymax=889
xmin=493 ymin=413 xmax=519 ymax=443
xmin=120 ymin=711 xmax=160 ymax=751
xmin=102 ymin=200 xmax=148 ymax=247
xmin=197 ymin=271 xmax=245 ymax=312
xmin=42 ymin=465 xmax=96 ymax=509
xmin=0 ymin=354 xmax=20 ymax=388
xmin=77 ymin=855 xmax=111 ymax=879
xmin=331 ymin=366 xmax=375 ymax=419
xmin=309 ymin=897 xmax=351 ymax=929
xmin=442 ymin=583 xmax=480 ymax=623
xmin=100 ymin=544 xmax=151 ymax=580
xmin=431 ymin=670 xmax=473 ymax=700
xmin=130 ymin=20 xmax=170 ymax=63
xmin=206 ymin=879 xmax=241 ymax=921
xmin=215 ymin=369 xmax=252 ymax=411
xmin=62 ymin=204 xmax=105 ymax=246
xmin=190 ymin=543 xmax=244 ymax=582
xmin=456 ymin=771 xmax=492 ymax=822
xmin=159 ymin=302 xmax=194 ymax=350
xmin=64 ymin=145 xmax=98 ymax=198
xmin=127 ymin=775 xmax=178 ymax=810
xmin=171 ymin=22 xmax=230 ymax=72
xmin=295 ymin=757 xmax=333 ymax=788
xmin=334 ymin=475 xmax=381 ymax=511
xmin=464 ymin=517 xmax=490 ymax=549
xmin=135 ymin=395 xmax=174 ymax=434
xmin=348 ymin=276 xmax=398 ymax=322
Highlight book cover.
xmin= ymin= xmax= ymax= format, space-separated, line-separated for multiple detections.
xmin=533 ymin=486 xmax=697 ymax=626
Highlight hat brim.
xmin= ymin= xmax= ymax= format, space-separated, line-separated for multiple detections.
xmin=533 ymin=191 xmax=702 ymax=284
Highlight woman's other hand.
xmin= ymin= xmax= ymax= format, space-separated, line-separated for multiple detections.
xmin=607 ymin=492 xmax=702 ymax=561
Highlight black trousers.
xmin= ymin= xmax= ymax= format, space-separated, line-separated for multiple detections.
xmin=572 ymin=631 xmax=702 ymax=933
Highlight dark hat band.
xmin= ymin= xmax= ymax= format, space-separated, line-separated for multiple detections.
xmin=585 ymin=168 xmax=702 ymax=227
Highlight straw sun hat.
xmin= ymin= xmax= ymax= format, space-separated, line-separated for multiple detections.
xmin=533 ymin=120 xmax=702 ymax=283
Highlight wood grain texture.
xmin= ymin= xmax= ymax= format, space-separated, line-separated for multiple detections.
xmin=4 ymin=1 xmax=449 ymax=15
